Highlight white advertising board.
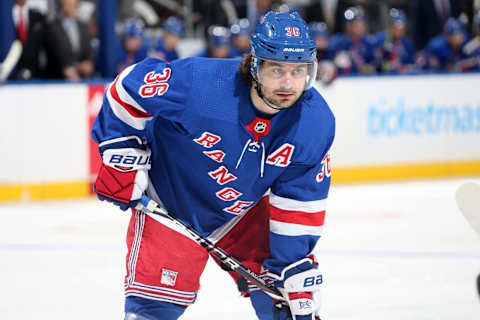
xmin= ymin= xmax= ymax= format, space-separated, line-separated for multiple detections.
xmin=0 ymin=83 xmax=88 ymax=184
xmin=316 ymin=73 xmax=480 ymax=167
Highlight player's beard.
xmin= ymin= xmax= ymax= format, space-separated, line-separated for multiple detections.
xmin=263 ymin=87 xmax=301 ymax=110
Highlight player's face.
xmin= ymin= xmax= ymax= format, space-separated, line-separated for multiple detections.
xmin=61 ymin=0 xmax=78 ymax=18
xmin=210 ymin=45 xmax=230 ymax=58
xmin=124 ymin=37 xmax=143 ymax=53
xmin=447 ymin=33 xmax=465 ymax=50
xmin=164 ymin=33 xmax=180 ymax=50
xmin=259 ymin=60 xmax=309 ymax=109
xmin=391 ymin=23 xmax=406 ymax=40
xmin=347 ymin=20 xmax=366 ymax=40
xmin=233 ymin=35 xmax=250 ymax=51
xmin=315 ymin=37 xmax=328 ymax=50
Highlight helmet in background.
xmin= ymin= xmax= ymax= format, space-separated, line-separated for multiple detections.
xmin=343 ymin=6 xmax=365 ymax=22
xmin=388 ymin=8 xmax=407 ymax=25
xmin=208 ymin=25 xmax=231 ymax=46
xmin=163 ymin=16 xmax=184 ymax=37
xmin=122 ymin=18 xmax=145 ymax=38
xmin=444 ymin=17 xmax=464 ymax=35
xmin=308 ymin=22 xmax=328 ymax=38
xmin=231 ymin=18 xmax=251 ymax=37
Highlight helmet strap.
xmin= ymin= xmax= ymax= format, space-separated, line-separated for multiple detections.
xmin=254 ymin=82 xmax=284 ymax=111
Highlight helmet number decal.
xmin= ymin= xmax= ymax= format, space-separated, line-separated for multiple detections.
xmin=285 ymin=27 xmax=300 ymax=37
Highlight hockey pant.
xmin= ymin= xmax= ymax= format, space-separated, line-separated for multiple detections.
xmin=124 ymin=196 xmax=275 ymax=319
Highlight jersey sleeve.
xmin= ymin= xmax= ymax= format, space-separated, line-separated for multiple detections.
xmin=264 ymin=111 xmax=335 ymax=276
xmin=92 ymin=57 xmax=192 ymax=145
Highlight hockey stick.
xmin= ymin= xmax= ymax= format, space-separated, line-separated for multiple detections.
xmin=456 ymin=182 xmax=480 ymax=236
xmin=136 ymin=194 xmax=285 ymax=301
xmin=0 ymin=40 xmax=22 ymax=82
xmin=455 ymin=182 xmax=480 ymax=299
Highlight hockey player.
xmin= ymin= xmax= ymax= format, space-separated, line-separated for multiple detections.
xmin=116 ymin=18 xmax=150 ymax=73
xmin=92 ymin=10 xmax=334 ymax=320
xmin=326 ymin=6 xmax=376 ymax=75
xmin=373 ymin=8 xmax=415 ymax=74
xmin=420 ymin=17 xmax=469 ymax=71
xmin=230 ymin=18 xmax=251 ymax=58
xmin=308 ymin=22 xmax=337 ymax=85
xmin=152 ymin=17 xmax=184 ymax=62
xmin=196 ymin=25 xmax=233 ymax=58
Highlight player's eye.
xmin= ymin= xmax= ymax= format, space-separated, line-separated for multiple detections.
xmin=272 ymin=68 xmax=284 ymax=76
xmin=292 ymin=66 xmax=307 ymax=77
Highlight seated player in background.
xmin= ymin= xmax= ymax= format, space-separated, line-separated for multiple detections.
xmin=309 ymin=22 xmax=329 ymax=62
xmin=196 ymin=25 xmax=233 ymax=58
xmin=152 ymin=16 xmax=184 ymax=62
xmin=309 ymin=21 xmax=337 ymax=85
xmin=230 ymin=18 xmax=251 ymax=58
xmin=373 ymin=8 xmax=415 ymax=74
xmin=92 ymin=10 xmax=334 ymax=320
xmin=419 ymin=17 xmax=469 ymax=72
xmin=116 ymin=18 xmax=150 ymax=73
xmin=326 ymin=6 xmax=376 ymax=75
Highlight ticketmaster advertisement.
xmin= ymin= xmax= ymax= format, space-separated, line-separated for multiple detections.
xmin=317 ymin=74 xmax=480 ymax=181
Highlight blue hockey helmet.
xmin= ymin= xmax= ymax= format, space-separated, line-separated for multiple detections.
xmin=250 ymin=11 xmax=317 ymax=89
xmin=343 ymin=6 xmax=365 ymax=22
xmin=309 ymin=22 xmax=328 ymax=38
xmin=230 ymin=18 xmax=250 ymax=37
xmin=163 ymin=16 xmax=184 ymax=37
xmin=208 ymin=25 xmax=231 ymax=46
xmin=444 ymin=17 xmax=464 ymax=35
xmin=122 ymin=18 xmax=145 ymax=38
xmin=388 ymin=8 xmax=407 ymax=25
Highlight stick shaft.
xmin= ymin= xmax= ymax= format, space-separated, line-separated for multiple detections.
xmin=137 ymin=195 xmax=284 ymax=300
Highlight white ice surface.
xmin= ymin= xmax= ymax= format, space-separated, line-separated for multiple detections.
xmin=1 ymin=178 xmax=479 ymax=319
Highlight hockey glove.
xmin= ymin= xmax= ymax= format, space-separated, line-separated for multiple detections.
xmin=272 ymin=257 xmax=322 ymax=320
xmin=94 ymin=146 xmax=151 ymax=211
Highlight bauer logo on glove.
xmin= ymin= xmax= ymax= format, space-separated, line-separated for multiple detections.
xmin=104 ymin=149 xmax=151 ymax=172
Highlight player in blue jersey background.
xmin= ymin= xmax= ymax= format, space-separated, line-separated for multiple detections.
xmin=116 ymin=18 xmax=150 ymax=73
xmin=196 ymin=25 xmax=233 ymax=59
xmin=373 ymin=8 xmax=415 ymax=74
xmin=230 ymin=18 xmax=251 ymax=58
xmin=420 ymin=17 xmax=469 ymax=72
xmin=326 ymin=6 xmax=376 ymax=75
xmin=152 ymin=17 xmax=184 ymax=62
xmin=92 ymin=10 xmax=335 ymax=320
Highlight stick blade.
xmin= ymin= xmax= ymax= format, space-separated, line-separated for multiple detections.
xmin=456 ymin=182 xmax=480 ymax=235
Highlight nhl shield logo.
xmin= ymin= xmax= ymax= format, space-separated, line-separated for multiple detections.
xmin=254 ymin=121 xmax=267 ymax=134
xmin=246 ymin=117 xmax=270 ymax=142
xmin=161 ymin=268 xmax=178 ymax=286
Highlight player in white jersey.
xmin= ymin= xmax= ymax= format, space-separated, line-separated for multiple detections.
xmin=92 ymin=10 xmax=335 ymax=320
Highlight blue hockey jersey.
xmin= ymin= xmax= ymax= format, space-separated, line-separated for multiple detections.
xmin=92 ymin=57 xmax=335 ymax=275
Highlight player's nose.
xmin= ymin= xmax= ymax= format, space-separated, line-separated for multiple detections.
xmin=281 ymin=76 xmax=293 ymax=88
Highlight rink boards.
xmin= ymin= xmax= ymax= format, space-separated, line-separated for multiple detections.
xmin=1 ymin=73 xmax=479 ymax=201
